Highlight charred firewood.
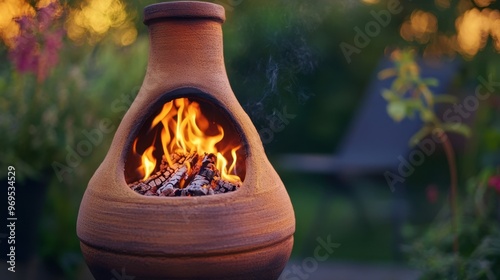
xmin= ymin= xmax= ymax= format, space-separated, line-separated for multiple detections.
xmin=130 ymin=151 xmax=240 ymax=197
xmin=183 ymin=154 xmax=217 ymax=196
xmin=155 ymin=153 xmax=197 ymax=195
xmin=131 ymin=182 xmax=151 ymax=195
xmin=214 ymin=180 xmax=240 ymax=194
xmin=157 ymin=165 xmax=188 ymax=195
xmin=128 ymin=153 xmax=186 ymax=190
xmin=158 ymin=185 xmax=175 ymax=196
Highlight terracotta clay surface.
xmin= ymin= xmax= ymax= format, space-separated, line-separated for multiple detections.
xmin=77 ymin=2 xmax=295 ymax=279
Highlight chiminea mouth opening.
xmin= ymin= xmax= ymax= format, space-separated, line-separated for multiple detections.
xmin=143 ymin=1 xmax=226 ymax=25
xmin=124 ymin=88 xmax=247 ymax=197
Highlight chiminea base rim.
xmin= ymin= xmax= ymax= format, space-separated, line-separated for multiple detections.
xmin=80 ymin=235 xmax=293 ymax=280
xmin=79 ymin=234 xmax=294 ymax=258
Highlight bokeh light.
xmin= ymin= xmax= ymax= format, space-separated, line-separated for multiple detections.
xmin=0 ymin=0 xmax=35 ymax=47
xmin=65 ymin=0 xmax=137 ymax=46
xmin=400 ymin=3 xmax=500 ymax=59
xmin=361 ymin=0 xmax=380 ymax=5
xmin=456 ymin=8 xmax=500 ymax=57
xmin=400 ymin=10 xmax=438 ymax=44
xmin=474 ymin=0 xmax=496 ymax=7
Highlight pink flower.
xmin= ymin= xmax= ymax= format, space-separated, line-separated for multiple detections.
xmin=8 ymin=1 xmax=64 ymax=82
xmin=488 ymin=176 xmax=500 ymax=193
xmin=37 ymin=29 xmax=64 ymax=81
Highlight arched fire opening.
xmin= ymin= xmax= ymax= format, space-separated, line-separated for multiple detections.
xmin=124 ymin=95 xmax=247 ymax=197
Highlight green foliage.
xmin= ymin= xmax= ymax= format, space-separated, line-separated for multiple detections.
xmin=0 ymin=66 xmax=92 ymax=181
xmin=379 ymin=49 xmax=500 ymax=279
xmin=1 ymin=33 xmax=148 ymax=276
xmin=35 ymin=38 xmax=149 ymax=275
xmin=0 ymin=37 xmax=148 ymax=182
xmin=404 ymin=168 xmax=500 ymax=279
xmin=379 ymin=49 xmax=471 ymax=146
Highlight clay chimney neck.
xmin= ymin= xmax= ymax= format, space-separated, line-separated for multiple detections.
xmin=144 ymin=1 xmax=226 ymax=25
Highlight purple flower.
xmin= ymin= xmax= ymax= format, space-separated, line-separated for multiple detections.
xmin=16 ymin=16 xmax=36 ymax=33
xmin=37 ymin=2 xmax=62 ymax=32
xmin=8 ymin=1 xmax=64 ymax=82
xmin=489 ymin=176 xmax=500 ymax=193
xmin=8 ymin=28 xmax=38 ymax=73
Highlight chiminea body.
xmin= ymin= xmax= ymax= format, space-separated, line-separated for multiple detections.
xmin=76 ymin=2 xmax=295 ymax=280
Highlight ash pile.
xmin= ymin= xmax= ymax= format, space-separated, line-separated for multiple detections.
xmin=128 ymin=153 xmax=241 ymax=197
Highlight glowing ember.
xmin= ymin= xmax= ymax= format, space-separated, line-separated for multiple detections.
xmin=128 ymin=97 xmax=244 ymax=196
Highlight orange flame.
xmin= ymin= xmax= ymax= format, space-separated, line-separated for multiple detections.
xmin=141 ymin=146 xmax=156 ymax=181
xmin=132 ymin=98 xmax=243 ymax=185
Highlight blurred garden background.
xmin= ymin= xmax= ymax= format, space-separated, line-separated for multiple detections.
xmin=1 ymin=0 xmax=500 ymax=279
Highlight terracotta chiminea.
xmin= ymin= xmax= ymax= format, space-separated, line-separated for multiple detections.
xmin=77 ymin=1 xmax=295 ymax=279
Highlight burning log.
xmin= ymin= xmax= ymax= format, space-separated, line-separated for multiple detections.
xmin=158 ymin=165 xmax=188 ymax=195
xmin=214 ymin=179 xmax=239 ymax=194
xmin=183 ymin=154 xmax=217 ymax=196
xmin=129 ymin=152 xmax=240 ymax=197
xmin=129 ymin=153 xmax=186 ymax=193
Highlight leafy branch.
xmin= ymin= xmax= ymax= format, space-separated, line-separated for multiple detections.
xmin=379 ymin=49 xmax=471 ymax=262
xmin=379 ymin=49 xmax=470 ymax=143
